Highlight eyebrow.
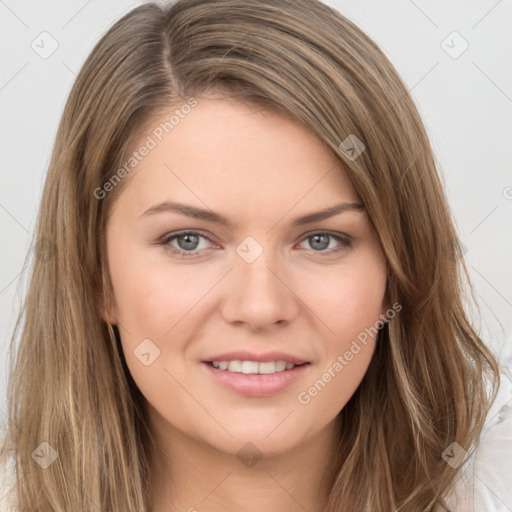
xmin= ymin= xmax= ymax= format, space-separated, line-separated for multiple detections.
xmin=141 ymin=200 xmax=365 ymax=228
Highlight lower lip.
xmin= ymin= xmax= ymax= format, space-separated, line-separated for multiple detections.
xmin=201 ymin=362 xmax=311 ymax=397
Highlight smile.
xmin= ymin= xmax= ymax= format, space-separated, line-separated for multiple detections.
xmin=201 ymin=361 xmax=311 ymax=397
xmin=209 ymin=360 xmax=301 ymax=374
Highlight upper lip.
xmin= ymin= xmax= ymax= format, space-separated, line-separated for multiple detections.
xmin=203 ymin=351 xmax=309 ymax=365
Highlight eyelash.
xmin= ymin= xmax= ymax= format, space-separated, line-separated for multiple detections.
xmin=159 ymin=230 xmax=352 ymax=258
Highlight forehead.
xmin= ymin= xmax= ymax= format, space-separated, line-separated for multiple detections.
xmin=109 ymin=96 xmax=361 ymax=224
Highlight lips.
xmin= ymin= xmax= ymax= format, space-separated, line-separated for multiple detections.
xmin=202 ymin=350 xmax=309 ymax=365
xmin=201 ymin=360 xmax=310 ymax=397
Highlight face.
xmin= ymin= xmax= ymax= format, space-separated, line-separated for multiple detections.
xmin=104 ymin=96 xmax=388 ymax=459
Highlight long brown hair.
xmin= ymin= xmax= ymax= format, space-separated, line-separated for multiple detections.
xmin=1 ymin=0 xmax=500 ymax=510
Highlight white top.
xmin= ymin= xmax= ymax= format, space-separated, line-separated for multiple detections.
xmin=438 ymin=329 xmax=512 ymax=512
xmin=1 ymin=333 xmax=511 ymax=511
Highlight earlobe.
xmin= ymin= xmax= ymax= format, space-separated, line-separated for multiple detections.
xmin=381 ymin=267 xmax=393 ymax=318
xmin=100 ymin=270 xmax=118 ymax=325
xmin=381 ymin=301 xmax=392 ymax=319
xmin=100 ymin=291 xmax=119 ymax=325
xmin=101 ymin=309 xmax=118 ymax=326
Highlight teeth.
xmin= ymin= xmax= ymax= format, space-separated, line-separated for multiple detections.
xmin=211 ymin=360 xmax=297 ymax=374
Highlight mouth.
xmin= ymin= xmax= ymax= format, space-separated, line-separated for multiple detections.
xmin=200 ymin=360 xmax=311 ymax=397
xmin=203 ymin=360 xmax=310 ymax=374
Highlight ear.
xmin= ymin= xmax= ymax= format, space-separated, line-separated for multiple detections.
xmin=380 ymin=268 xmax=394 ymax=322
xmin=99 ymin=269 xmax=119 ymax=326
xmin=101 ymin=306 xmax=118 ymax=326
xmin=381 ymin=299 xmax=393 ymax=319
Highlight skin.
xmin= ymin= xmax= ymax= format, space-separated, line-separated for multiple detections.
xmin=103 ymin=96 xmax=389 ymax=512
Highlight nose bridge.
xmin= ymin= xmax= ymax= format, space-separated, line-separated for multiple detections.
xmin=235 ymin=234 xmax=281 ymax=294
xmin=223 ymin=235 xmax=297 ymax=327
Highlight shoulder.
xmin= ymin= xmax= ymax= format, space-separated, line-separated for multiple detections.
xmin=0 ymin=463 xmax=17 ymax=511
xmin=440 ymin=328 xmax=512 ymax=511
xmin=472 ymin=329 xmax=512 ymax=511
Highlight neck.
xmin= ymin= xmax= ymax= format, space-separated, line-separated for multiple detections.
xmin=147 ymin=408 xmax=342 ymax=512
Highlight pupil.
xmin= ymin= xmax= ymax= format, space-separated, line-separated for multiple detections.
xmin=179 ymin=234 xmax=199 ymax=250
xmin=310 ymin=234 xmax=329 ymax=251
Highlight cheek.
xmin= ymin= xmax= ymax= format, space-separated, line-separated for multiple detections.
xmin=108 ymin=254 xmax=207 ymax=404
xmin=107 ymin=249 xmax=223 ymax=384
xmin=296 ymin=262 xmax=385 ymax=411
xmin=302 ymin=257 xmax=387 ymax=341
xmin=108 ymin=244 xmax=209 ymax=334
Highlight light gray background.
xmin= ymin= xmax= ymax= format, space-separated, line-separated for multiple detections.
xmin=1 ymin=0 xmax=511 ymax=418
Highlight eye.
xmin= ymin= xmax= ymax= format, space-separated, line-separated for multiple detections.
xmin=159 ymin=230 xmax=352 ymax=258
xmin=161 ymin=231 xmax=216 ymax=257
xmin=296 ymin=231 xmax=352 ymax=254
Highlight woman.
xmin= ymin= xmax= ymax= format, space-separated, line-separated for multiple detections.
xmin=1 ymin=0 xmax=510 ymax=510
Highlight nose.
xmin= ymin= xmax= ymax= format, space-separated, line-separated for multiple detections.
xmin=221 ymin=245 xmax=299 ymax=330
